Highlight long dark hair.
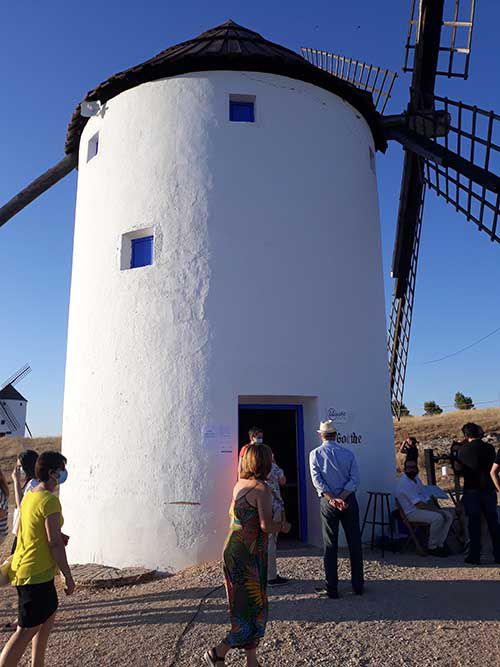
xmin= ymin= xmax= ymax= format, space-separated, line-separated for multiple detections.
xmin=19 ymin=449 xmax=38 ymax=486
xmin=0 ymin=469 xmax=8 ymax=499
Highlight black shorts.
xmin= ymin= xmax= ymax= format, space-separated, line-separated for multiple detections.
xmin=17 ymin=579 xmax=58 ymax=628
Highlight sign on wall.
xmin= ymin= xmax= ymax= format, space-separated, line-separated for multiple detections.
xmin=327 ymin=407 xmax=348 ymax=423
xmin=326 ymin=407 xmax=364 ymax=444
xmin=335 ymin=431 xmax=363 ymax=444
xmin=202 ymin=424 xmax=234 ymax=455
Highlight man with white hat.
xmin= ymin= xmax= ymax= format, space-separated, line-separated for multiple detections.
xmin=309 ymin=420 xmax=363 ymax=598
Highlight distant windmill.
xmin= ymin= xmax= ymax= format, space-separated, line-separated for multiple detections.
xmin=304 ymin=0 xmax=499 ymax=417
xmin=0 ymin=364 xmax=32 ymax=438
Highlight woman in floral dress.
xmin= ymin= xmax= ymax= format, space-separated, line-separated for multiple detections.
xmin=204 ymin=444 xmax=291 ymax=667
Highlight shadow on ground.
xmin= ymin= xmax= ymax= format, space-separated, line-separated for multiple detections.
xmin=11 ymin=574 xmax=493 ymax=633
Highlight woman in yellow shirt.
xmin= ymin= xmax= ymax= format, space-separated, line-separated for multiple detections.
xmin=0 ymin=451 xmax=75 ymax=667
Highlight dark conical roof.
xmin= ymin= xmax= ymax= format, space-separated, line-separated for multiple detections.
xmin=65 ymin=20 xmax=385 ymax=154
xmin=0 ymin=383 xmax=27 ymax=402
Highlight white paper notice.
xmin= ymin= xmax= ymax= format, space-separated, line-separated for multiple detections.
xmin=202 ymin=424 xmax=234 ymax=455
xmin=220 ymin=425 xmax=233 ymax=454
xmin=202 ymin=425 xmax=217 ymax=444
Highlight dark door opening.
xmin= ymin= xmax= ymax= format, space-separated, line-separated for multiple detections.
xmin=238 ymin=404 xmax=307 ymax=542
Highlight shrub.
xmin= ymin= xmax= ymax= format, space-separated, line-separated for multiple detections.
xmin=424 ymin=400 xmax=443 ymax=416
xmin=454 ymin=392 xmax=474 ymax=410
xmin=392 ymin=402 xmax=411 ymax=417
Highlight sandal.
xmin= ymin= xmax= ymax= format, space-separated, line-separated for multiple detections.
xmin=203 ymin=647 xmax=225 ymax=665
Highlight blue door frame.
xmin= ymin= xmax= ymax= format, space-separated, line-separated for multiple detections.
xmin=239 ymin=403 xmax=308 ymax=542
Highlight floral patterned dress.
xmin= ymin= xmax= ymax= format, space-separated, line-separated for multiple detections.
xmin=223 ymin=489 xmax=268 ymax=649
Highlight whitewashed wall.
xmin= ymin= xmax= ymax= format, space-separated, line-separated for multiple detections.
xmin=61 ymin=71 xmax=395 ymax=571
xmin=0 ymin=400 xmax=26 ymax=437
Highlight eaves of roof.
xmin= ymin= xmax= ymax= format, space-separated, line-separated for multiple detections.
xmin=65 ymin=20 xmax=386 ymax=156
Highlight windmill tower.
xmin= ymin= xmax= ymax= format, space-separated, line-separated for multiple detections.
xmin=0 ymin=365 xmax=31 ymax=438
xmin=0 ymin=2 xmax=498 ymax=571
xmin=59 ymin=20 xmax=395 ymax=571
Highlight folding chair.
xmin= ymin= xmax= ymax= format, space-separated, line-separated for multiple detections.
xmin=394 ymin=498 xmax=429 ymax=556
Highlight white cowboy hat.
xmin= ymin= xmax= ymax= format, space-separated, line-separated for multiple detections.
xmin=317 ymin=420 xmax=337 ymax=434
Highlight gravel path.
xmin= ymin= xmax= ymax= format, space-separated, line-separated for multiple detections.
xmin=1 ymin=548 xmax=499 ymax=667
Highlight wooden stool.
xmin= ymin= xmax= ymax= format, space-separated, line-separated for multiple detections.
xmin=361 ymin=491 xmax=394 ymax=556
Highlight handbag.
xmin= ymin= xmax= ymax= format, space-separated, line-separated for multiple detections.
xmin=0 ymin=555 xmax=13 ymax=586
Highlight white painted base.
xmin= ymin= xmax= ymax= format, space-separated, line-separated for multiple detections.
xmin=61 ymin=70 xmax=395 ymax=571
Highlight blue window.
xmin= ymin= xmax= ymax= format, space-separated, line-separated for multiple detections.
xmin=87 ymin=132 xmax=99 ymax=161
xmin=230 ymin=100 xmax=255 ymax=122
xmin=131 ymin=236 xmax=153 ymax=269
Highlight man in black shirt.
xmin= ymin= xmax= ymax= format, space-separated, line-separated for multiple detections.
xmin=454 ymin=423 xmax=500 ymax=565
xmin=491 ymin=448 xmax=500 ymax=494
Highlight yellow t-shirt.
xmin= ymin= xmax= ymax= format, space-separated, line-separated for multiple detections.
xmin=10 ymin=490 xmax=63 ymax=586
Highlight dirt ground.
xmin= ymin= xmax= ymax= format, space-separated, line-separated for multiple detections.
xmin=1 ymin=416 xmax=499 ymax=665
xmin=1 ymin=548 xmax=499 ymax=667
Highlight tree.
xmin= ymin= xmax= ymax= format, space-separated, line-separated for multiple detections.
xmin=454 ymin=392 xmax=474 ymax=410
xmin=424 ymin=400 xmax=443 ymax=416
xmin=399 ymin=403 xmax=411 ymax=417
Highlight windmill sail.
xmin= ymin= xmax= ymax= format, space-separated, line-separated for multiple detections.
xmin=1 ymin=364 xmax=31 ymax=391
xmin=301 ymin=48 xmax=397 ymax=113
xmin=422 ymin=94 xmax=499 ymax=241
xmin=404 ymin=0 xmax=476 ymax=79
xmin=386 ymin=93 xmax=500 ymax=244
xmin=388 ymin=183 xmax=426 ymax=417
xmin=387 ymin=0 xmax=447 ymax=417
xmin=0 ymin=154 xmax=77 ymax=229
xmin=0 ymin=401 xmax=20 ymax=431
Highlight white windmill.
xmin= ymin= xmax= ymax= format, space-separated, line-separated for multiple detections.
xmin=0 ymin=364 xmax=32 ymax=438
xmin=0 ymin=4 xmax=498 ymax=571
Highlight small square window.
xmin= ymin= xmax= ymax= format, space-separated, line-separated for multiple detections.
xmin=229 ymin=96 xmax=255 ymax=122
xmin=87 ymin=132 xmax=99 ymax=161
xmin=120 ymin=227 xmax=155 ymax=270
xmin=0 ymin=420 xmax=5 ymax=425
xmin=131 ymin=235 xmax=153 ymax=269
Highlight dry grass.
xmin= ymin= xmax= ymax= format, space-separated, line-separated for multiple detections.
xmin=393 ymin=406 xmax=500 ymax=444
xmin=393 ymin=407 xmax=500 ymax=485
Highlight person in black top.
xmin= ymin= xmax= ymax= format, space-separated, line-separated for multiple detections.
xmin=399 ymin=437 xmax=419 ymax=463
xmin=453 ymin=423 xmax=500 ymax=565
xmin=491 ymin=447 xmax=500 ymax=494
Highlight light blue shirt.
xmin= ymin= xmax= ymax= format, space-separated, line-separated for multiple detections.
xmin=309 ymin=441 xmax=360 ymax=498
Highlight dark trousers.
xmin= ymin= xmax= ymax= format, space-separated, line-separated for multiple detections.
xmin=462 ymin=490 xmax=500 ymax=562
xmin=320 ymin=494 xmax=364 ymax=594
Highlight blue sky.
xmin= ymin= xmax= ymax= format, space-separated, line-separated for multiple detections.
xmin=1 ymin=1 xmax=499 ymax=434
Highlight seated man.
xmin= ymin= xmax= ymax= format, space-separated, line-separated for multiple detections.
xmin=396 ymin=459 xmax=454 ymax=557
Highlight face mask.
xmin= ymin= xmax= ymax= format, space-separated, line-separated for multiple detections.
xmin=57 ymin=469 xmax=68 ymax=485
xmin=406 ymin=471 xmax=418 ymax=480
xmin=255 ymin=437 xmax=264 ymax=444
